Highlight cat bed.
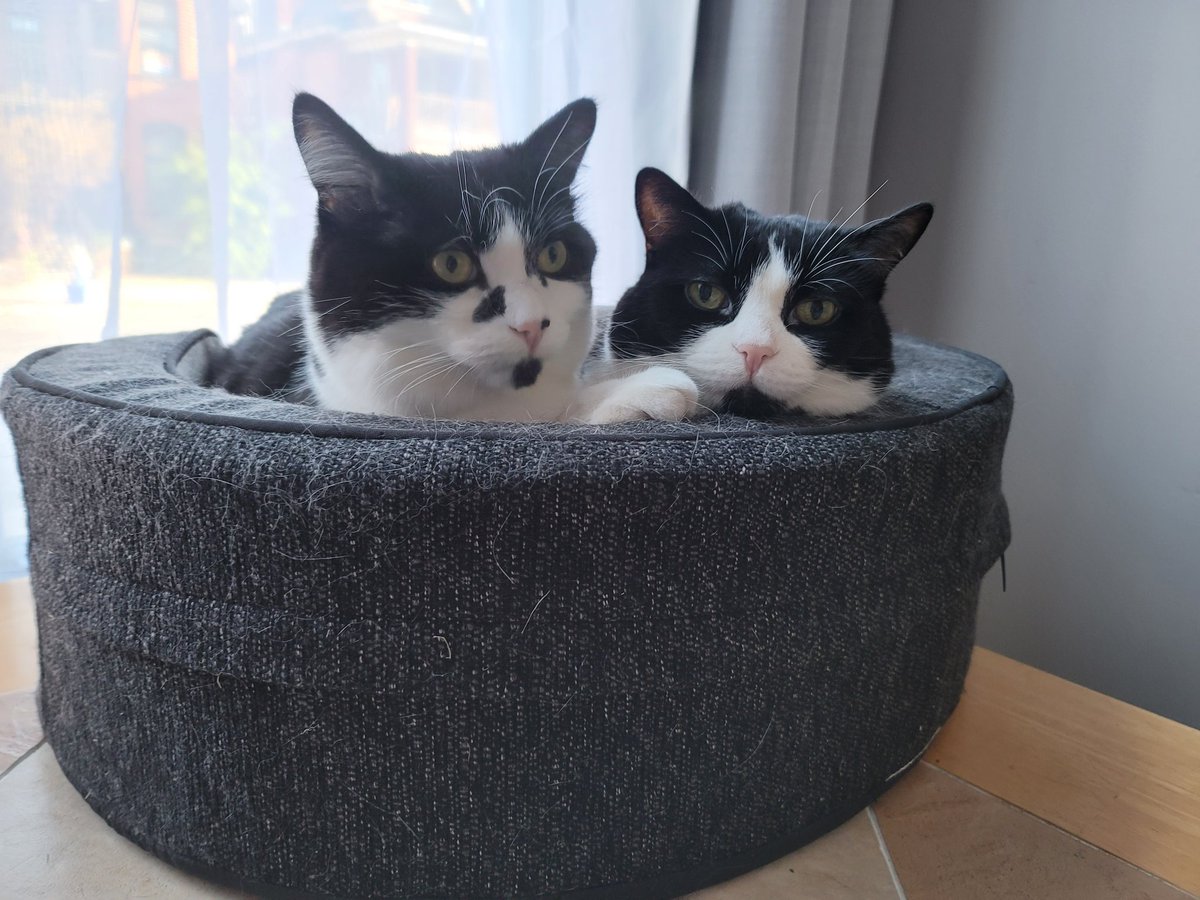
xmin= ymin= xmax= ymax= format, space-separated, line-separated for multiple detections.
xmin=1 ymin=329 xmax=1011 ymax=899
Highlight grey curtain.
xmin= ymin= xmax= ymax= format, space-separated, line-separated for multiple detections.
xmin=690 ymin=0 xmax=894 ymax=224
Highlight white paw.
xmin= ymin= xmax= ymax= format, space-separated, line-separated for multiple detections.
xmin=584 ymin=367 xmax=700 ymax=425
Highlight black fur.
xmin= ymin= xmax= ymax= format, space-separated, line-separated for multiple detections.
xmin=720 ymin=386 xmax=786 ymax=418
xmin=611 ymin=168 xmax=932 ymax=408
xmin=472 ymin=286 xmax=507 ymax=322
xmin=511 ymin=358 xmax=543 ymax=389
xmin=208 ymin=291 xmax=306 ymax=397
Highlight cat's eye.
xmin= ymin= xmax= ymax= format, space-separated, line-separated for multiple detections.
xmin=431 ymin=249 xmax=477 ymax=285
xmin=536 ymin=240 xmax=569 ymax=275
xmin=685 ymin=281 xmax=729 ymax=312
xmin=790 ymin=298 xmax=840 ymax=327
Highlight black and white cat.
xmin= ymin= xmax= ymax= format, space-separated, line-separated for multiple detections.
xmin=218 ymin=95 xmax=696 ymax=424
xmin=599 ymin=168 xmax=933 ymax=418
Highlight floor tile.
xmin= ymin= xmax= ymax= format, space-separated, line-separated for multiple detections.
xmin=0 ymin=577 xmax=38 ymax=693
xmin=875 ymin=762 xmax=1196 ymax=900
xmin=688 ymin=809 xmax=900 ymax=900
xmin=0 ymin=688 xmax=41 ymax=773
xmin=0 ymin=739 xmax=896 ymax=900
xmin=0 ymin=745 xmax=252 ymax=899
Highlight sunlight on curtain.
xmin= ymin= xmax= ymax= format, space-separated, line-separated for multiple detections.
xmin=0 ymin=0 xmax=697 ymax=579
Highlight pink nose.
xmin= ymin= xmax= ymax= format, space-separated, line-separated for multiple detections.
xmin=511 ymin=318 xmax=550 ymax=354
xmin=737 ymin=343 xmax=776 ymax=377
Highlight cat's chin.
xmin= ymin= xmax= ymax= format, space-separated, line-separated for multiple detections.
xmin=717 ymin=386 xmax=787 ymax=419
xmin=466 ymin=356 xmax=546 ymax=391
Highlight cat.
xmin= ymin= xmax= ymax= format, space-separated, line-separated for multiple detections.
xmin=216 ymin=94 xmax=696 ymax=425
xmin=597 ymin=167 xmax=933 ymax=419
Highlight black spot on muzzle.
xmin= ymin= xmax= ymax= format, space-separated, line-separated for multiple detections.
xmin=512 ymin=358 xmax=542 ymax=389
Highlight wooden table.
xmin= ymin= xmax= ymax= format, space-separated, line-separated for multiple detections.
xmin=2 ymin=577 xmax=1197 ymax=899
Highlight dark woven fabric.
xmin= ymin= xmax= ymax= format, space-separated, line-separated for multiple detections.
xmin=2 ymin=331 xmax=1011 ymax=899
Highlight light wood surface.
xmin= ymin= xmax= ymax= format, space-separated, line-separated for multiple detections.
xmin=928 ymin=647 xmax=1200 ymax=896
xmin=0 ymin=578 xmax=36 ymax=693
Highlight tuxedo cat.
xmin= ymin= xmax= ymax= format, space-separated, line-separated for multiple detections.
xmin=602 ymin=168 xmax=933 ymax=418
xmin=217 ymin=95 xmax=696 ymax=425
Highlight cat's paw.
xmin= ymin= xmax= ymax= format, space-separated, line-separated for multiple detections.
xmin=583 ymin=367 xmax=700 ymax=424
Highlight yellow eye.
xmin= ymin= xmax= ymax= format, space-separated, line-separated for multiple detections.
xmin=685 ymin=281 xmax=729 ymax=311
xmin=791 ymin=298 xmax=840 ymax=326
xmin=431 ymin=249 xmax=477 ymax=285
xmin=536 ymin=240 xmax=568 ymax=275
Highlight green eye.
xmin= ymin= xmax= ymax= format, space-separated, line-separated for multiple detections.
xmin=536 ymin=240 xmax=568 ymax=275
xmin=431 ymin=249 xmax=477 ymax=285
xmin=685 ymin=281 xmax=729 ymax=311
xmin=790 ymin=298 xmax=840 ymax=326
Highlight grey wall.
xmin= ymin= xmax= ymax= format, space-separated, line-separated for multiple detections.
xmin=869 ymin=0 xmax=1200 ymax=726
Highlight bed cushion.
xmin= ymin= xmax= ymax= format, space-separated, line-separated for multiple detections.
xmin=1 ymin=330 xmax=1011 ymax=899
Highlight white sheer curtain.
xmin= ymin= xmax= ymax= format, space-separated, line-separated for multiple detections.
xmin=0 ymin=0 xmax=698 ymax=579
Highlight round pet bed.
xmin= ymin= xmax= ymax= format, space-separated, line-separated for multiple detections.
xmin=1 ymin=330 xmax=1011 ymax=899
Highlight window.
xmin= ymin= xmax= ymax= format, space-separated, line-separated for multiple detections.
xmin=0 ymin=0 xmax=697 ymax=580
xmin=89 ymin=0 xmax=119 ymax=51
xmin=138 ymin=0 xmax=179 ymax=77
xmin=6 ymin=8 xmax=46 ymax=88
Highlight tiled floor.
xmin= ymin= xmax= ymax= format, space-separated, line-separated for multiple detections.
xmin=0 ymin=742 xmax=253 ymax=900
xmin=1 ymin=710 xmax=905 ymax=900
xmin=3 ymin=572 xmax=1199 ymax=899
xmin=688 ymin=809 xmax=902 ymax=899
xmin=874 ymin=763 xmax=1195 ymax=900
xmin=0 ymin=579 xmax=37 ymax=694
xmin=2 ymin=690 xmax=1195 ymax=900
xmin=0 ymin=689 xmax=40 ymax=772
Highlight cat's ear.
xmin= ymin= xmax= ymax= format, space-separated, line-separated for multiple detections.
xmin=635 ymin=168 xmax=708 ymax=251
xmin=846 ymin=203 xmax=934 ymax=272
xmin=293 ymin=92 xmax=384 ymax=214
xmin=521 ymin=98 xmax=597 ymax=187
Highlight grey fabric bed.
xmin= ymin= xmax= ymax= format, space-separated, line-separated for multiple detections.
xmin=1 ymin=330 xmax=1011 ymax=899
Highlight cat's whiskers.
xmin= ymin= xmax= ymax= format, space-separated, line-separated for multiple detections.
xmin=376 ymin=344 xmax=451 ymax=376
xmin=377 ymin=339 xmax=439 ymax=361
xmin=806 ymin=277 xmax=865 ymax=300
xmin=377 ymin=354 xmax=454 ymax=389
xmin=534 ymin=183 xmax=576 ymax=222
xmin=479 ymin=186 xmax=524 ymax=232
xmin=394 ymin=361 xmax=465 ymax=399
xmin=531 ymin=205 xmax=575 ymax=236
xmin=684 ymin=210 xmax=731 ymax=266
xmin=530 ymin=112 xmax=575 ymax=221
xmin=806 ymin=206 xmax=845 ymax=273
xmin=279 ymin=295 xmax=351 ymax=337
xmin=797 ymin=189 xmax=824 ymax=267
xmin=529 ymin=104 xmax=589 ymax=224
xmin=720 ymin=208 xmax=736 ymax=265
xmin=454 ymin=151 xmax=473 ymax=239
xmin=735 ymin=213 xmax=751 ymax=267
xmin=444 ymin=360 xmax=481 ymax=398
xmin=305 ymin=294 xmax=365 ymax=331
xmin=805 ymin=256 xmax=887 ymax=279
xmin=806 ymin=181 xmax=889 ymax=274
xmin=384 ymin=362 xmax=461 ymax=405
xmin=533 ymin=138 xmax=590 ymax=223
xmin=603 ymin=350 xmax=688 ymax=371
xmin=378 ymin=350 xmax=446 ymax=374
